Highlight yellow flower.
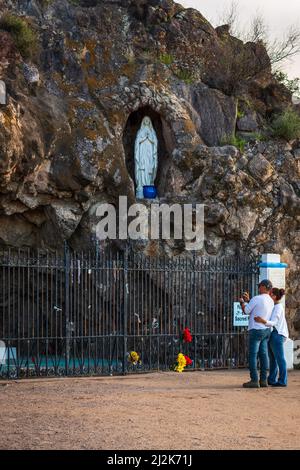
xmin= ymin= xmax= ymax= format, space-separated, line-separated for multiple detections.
xmin=129 ymin=351 xmax=140 ymax=365
xmin=174 ymin=353 xmax=187 ymax=372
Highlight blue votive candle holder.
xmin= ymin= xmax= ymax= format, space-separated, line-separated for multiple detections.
xmin=143 ymin=185 xmax=157 ymax=199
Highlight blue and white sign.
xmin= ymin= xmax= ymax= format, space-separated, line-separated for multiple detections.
xmin=233 ymin=302 xmax=249 ymax=327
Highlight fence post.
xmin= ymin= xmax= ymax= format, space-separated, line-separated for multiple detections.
xmin=64 ymin=242 xmax=71 ymax=375
xmin=123 ymin=246 xmax=129 ymax=375
xmin=0 ymin=80 xmax=6 ymax=105
xmin=259 ymin=253 xmax=293 ymax=369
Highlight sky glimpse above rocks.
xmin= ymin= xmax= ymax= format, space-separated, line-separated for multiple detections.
xmin=180 ymin=0 xmax=300 ymax=78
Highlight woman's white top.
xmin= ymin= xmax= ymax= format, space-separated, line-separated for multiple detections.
xmin=266 ymin=303 xmax=289 ymax=338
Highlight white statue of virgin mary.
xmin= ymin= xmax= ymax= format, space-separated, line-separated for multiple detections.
xmin=134 ymin=116 xmax=158 ymax=199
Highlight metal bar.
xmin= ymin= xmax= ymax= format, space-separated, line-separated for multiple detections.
xmin=64 ymin=242 xmax=70 ymax=375
xmin=123 ymin=247 xmax=128 ymax=375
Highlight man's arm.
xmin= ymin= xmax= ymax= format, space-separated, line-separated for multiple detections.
xmin=255 ymin=309 xmax=280 ymax=326
xmin=243 ymin=297 xmax=256 ymax=315
xmin=239 ymin=292 xmax=250 ymax=313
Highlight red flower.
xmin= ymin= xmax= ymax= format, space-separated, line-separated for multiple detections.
xmin=183 ymin=327 xmax=192 ymax=343
xmin=184 ymin=355 xmax=193 ymax=366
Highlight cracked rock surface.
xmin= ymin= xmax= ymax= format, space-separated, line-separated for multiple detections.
xmin=0 ymin=0 xmax=299 ymax=335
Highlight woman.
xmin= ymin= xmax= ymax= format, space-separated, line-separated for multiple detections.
xmin=254 ymin=288 xmax=289 ymax=387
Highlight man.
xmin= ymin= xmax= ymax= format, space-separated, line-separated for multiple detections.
xmin=240 ymin=279 xmax=274 ymax=388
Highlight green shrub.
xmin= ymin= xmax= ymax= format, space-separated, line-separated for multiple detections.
xmin=221 ymin=134 xmax=247 ymax=152
xmin=251 ymin=132 xmax=267 ymax=142
xmin=175 ymin=69 xmax=194 ymax=84
xmin=237 ymin=109 xmax=245 ymax=119
xmin=271 ymin=108 xmax=300 ymax=141
xmin=0 ymin=13 xmax=37 ymax=58
xmin=273 ymin=71 xmax=300 ymax=99
xmin=158 ymin=53 xmax=174 ymax=66
xmin=221 ymin=135 xmax=247 ymax=152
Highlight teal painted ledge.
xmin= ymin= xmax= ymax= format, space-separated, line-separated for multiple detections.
xmin=258 ymin=262 xmax=288 ymax=268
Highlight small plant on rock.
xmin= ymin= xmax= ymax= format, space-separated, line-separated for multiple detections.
xmin=237 ymin=107 xmax=245 ymax=119
xmin=175 ymin=68 xmax=195 ymax=84
xmin=271 ymin=108 xmax=300 ymax=141
xmin=273 ymin=71 xmax=300 ymax=99
xmin=158 ymin=53 xmax=174 ymax=66
xmin=221 ymin=134 xmax=247 ymax=152
xmin=0 ymin=13 xmax=37 ymax=58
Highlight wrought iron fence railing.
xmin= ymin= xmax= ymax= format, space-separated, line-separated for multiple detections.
xmin=0 ymin=245 xmax=259 ymax=379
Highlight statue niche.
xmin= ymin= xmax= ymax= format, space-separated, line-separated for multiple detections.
xmin=123 ymin=106 xmax=174 ymax=199
xmin=134 ymin=116 xmax=158 ymax=199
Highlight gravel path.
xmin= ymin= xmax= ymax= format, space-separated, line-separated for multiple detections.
xmin=1 ymin=370 xmax=299 ymax=450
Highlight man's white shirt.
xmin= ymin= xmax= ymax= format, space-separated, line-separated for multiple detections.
xmin=244 ymin=294 xmax=274 ymax=331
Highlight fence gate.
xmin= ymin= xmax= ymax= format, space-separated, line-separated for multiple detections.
xmin=0 ymin=246 xmax=259 ymax=379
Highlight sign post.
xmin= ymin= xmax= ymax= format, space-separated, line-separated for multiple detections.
xmin=259 ymin=253 xmax=293 ymax=369
xmin=259 ymin=254 xmax=287 ymax=306
xmin=0 ymin=80 xmax=6 ymax=105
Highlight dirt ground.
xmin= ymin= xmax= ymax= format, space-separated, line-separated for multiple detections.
xmin=0 ymin=370 xmax=299 ymax=450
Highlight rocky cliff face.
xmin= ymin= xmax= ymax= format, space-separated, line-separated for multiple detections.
xmin=0 ymin=0 xmax=299 ymax=336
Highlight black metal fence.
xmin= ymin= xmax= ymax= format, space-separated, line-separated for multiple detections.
xmin=0 ymin=246 xmax=259 ymax=379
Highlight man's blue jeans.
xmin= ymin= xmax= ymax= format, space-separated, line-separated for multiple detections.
xmin=268 ymin=329 xmax=288 ymax=386
xmin=248 ymin=328 xmax=271 ymax=382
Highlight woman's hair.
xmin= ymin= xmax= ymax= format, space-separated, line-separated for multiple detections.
xmin=272 ymin=288 xmax=285 ymax=300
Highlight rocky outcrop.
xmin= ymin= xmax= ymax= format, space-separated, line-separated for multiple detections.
xmin=0 ymin=0 xmax=299 ymax=336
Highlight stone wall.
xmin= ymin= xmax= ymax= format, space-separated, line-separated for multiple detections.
xmin=0 ymin=0 xmax=299 ymax=336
